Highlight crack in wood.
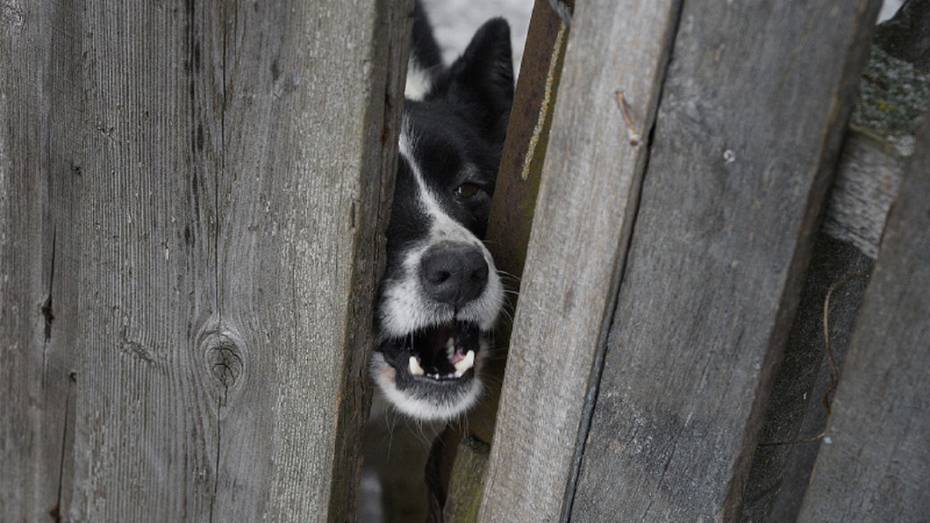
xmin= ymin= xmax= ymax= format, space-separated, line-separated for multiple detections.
xmin=561 ymin=3 xmax=685 ymax=519
xmin=42 ymin=228 xmax=57 ymax=342
xmin=48 ymin=371 xmax=76 ymax=522
xmin=209 ymin=392 xmax=223 ymax=523
xmin=209 ymin=5 xmax=230 ymax=520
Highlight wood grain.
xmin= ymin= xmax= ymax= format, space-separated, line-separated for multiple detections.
xmin=434 ymin=2 xmax=573 ymax=518
xmin=2 ymin=1 xmax=409 ymax=521
xmin=1 ymin=1 xmax=82 ymax=520
xmin=741 ymin=42 xmax=928 ymax=522
xmin=569 ymin=1 xmax=882 ymax=520
xmin=797 ymin=114 xmax=930 ymax=523
xmin=479 ymin=1 xmax=683 ymax=520
xmin=741 ymin=234 xmax=872 ymax=522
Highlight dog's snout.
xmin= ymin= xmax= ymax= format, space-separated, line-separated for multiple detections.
xmin=419 ymin=243 xmax=489 ymax=306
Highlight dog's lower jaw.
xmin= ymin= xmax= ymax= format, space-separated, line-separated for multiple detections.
xmin=371 ymin=347 xmax=486 ymax=421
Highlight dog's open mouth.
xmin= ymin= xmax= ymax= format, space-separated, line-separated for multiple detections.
xmin=391 ymin=321 xmax=481 ymax=382
xmin=407 ymin=321 xmax=479 ymax=380
xmin=373 ymin=319 xmax=486 ymax=420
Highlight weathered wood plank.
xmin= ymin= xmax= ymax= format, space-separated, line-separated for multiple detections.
xmin=741 ymin=234 xmax=872 ymax=522
xmin=432 ymin=2 xmax=573 ymax=518
xmin=211 ymin=1 xmax=411 ymax=519
xmin=443 ymin=437 xmax=490 ymax=521
xmin=742 ymin=42 xmax=929 ymax=522
xmin=569 ymin=1 xmax=882 ymax=521
xmin=479 ymin=1 xmax=683 ymax=520
xmin=2 ymin=1 xmax=409 ymax=521
xmin=797 ymin=114 xmax=930 ymax=523
xmin=68 ymin=3 xmax=219 ymax=518
xmin=1 ymin=1 xmax=81 ymax=520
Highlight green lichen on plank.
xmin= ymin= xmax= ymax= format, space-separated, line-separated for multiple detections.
xmin=444 ymin=437 xmax=490 ymax=523
xmin=852 ymin=46 xmax=930 ymax=141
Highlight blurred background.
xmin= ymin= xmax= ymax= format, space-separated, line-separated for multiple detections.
xmin=422 ymin=0 xmax=904 ymax=78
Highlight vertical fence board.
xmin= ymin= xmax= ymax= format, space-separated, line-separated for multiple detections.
xmin=797 ymin=115 xmax=930 ymax=523
xmin=434 ymin=1 xmax=573 ymax=518
xmin=743 ymin=43 xmax=928 ymax=522
xmin=480 ymin=1 xmax=683 ymax=520
xmin=71 ymin=3 xmax=217 ymax=518
xmin=1 ymin=1 xmax=81 ymax=520
xmin=1 ymin=2 xmax=47 ymax=519
xmin=3 ymin=1 xmax=408 ymax=521
xmin=212 ymin=1 xmax=411 ymax=520
xmin=467 ymin=0 xmax=573 ymax=444
xmin=742 ymin=234 xmax=872 ymax=522
xmin=569 ymin=1 xmax=881 ymax=521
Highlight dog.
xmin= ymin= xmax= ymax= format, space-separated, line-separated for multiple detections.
xmin=371 ymin=2 xmax=514 ymax=421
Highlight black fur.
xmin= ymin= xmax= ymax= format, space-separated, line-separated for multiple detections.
xmin=382 ymin=10 xmax=513 ymax=296
xmin=372 ymin=2 xmax=514 ymax=420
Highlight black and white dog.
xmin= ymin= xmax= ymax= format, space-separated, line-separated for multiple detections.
xmin=371 ymin=3 xmax=514 ymax=421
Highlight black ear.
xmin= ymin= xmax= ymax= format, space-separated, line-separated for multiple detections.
xmin=441 ymin=18 xmax=514 ymax=143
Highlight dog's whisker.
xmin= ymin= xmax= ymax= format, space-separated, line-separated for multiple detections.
xmin=496 ymin=269 xmax=522 ymax=282
xmin=385 ymin=406 xmax=398 ymax=458
xmin=496 ymin=309 xmax=514 ymax=324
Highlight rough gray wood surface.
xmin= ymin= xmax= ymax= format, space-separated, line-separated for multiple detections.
xmin=428 ymin=3 xmax=574 ymax=520
xmin=1 ymin=1 xmax=410 ymax=521
xmin=742 ymin=41 xmax=929 ymax=522
xmin=479 ymin=1 xmax=684 ymax=521
xmin=568 ymin=1 xmax=882 ymax=521
xmin=1 ymin=1 xmax=82 ymax=520
xmin=797 ymin=114 xmax=930 ymax=523
xmin=742 ymin=234 xmax=872 ymax=522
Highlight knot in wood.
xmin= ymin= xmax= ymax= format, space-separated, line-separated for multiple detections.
xmin=203 ymin=334 xmax=243 ymax=388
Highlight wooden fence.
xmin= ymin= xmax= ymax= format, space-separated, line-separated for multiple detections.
xmin=2 ymin=0 xmax=411 ymax=520
xmin=2 ymin=0 xmax=927 ymax=522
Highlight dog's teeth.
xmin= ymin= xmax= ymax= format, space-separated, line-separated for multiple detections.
xmin=446 ymin=338 xmax=455 ymax=360
xmin=408 ymin=356 xmax=424 ymax=376
xmin=453 ymin=350 xmax=475 ymax=377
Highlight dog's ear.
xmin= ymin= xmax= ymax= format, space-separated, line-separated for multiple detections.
xmin=441 ymin=18 xmax=514 ymax=143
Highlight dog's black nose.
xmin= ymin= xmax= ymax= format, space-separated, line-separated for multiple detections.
xmin=419 ymin=243 xmax=489 ymax=306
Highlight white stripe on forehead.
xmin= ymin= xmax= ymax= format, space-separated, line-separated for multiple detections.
xmin=398 ymin=123 xmax=484 ymax=249
xmin=378 ymin=122 xmax=504 ymax=337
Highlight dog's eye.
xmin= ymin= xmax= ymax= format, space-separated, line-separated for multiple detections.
xmin=454 ymin=183 xmax=483 ymax=199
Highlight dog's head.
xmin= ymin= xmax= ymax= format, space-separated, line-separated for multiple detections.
xmin=372 ymin=18 xmax=514 ymax=421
